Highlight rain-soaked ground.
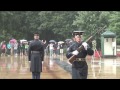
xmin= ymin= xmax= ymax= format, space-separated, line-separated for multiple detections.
xmin=0 ymin=54 xmax=120 ymax=79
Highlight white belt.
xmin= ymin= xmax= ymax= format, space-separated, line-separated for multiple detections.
xmin=31 ymin=51 xmax=40 ymax=53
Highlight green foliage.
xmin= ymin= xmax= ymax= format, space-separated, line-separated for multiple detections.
xmin=108 ymin=11 xmax=120 ymax=44
xmin=0 ymin=11 xmax=120 ymax=46
xmin=37 ymin=11 xmax=78 ymax=41
xmin=0 ymin=11 xmax=78 ymax=42
xmin=73 ymin=11 xmax=111 ymax=49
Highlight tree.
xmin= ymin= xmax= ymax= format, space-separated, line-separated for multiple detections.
xmin=37 ymin=11 xmax=78 ymax=41
xmin=108 ymin=11 xmax=120 ymax=45
xmin=73 ymin=11 xmax=111 ymax=49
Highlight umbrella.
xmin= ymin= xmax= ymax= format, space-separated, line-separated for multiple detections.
xmin=9 ymin=38 xmax=16 ymax=43
xmin=20 ymin=39 xmax=27 ymax=43
xmin=49 ymin=40 xmax=56 ymax=43
xmin=58 ymin=41 xmax=64 ymax=44
xmin=65 ymin=39 xmax=72 ymax=42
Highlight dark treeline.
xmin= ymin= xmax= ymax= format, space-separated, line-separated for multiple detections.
xmin=0 ymin=11 xmax=120 ymax=48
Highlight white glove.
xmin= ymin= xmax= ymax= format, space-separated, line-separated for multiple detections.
xmin=72 ymin=50 xmax=79 ymax=55
xmin=82 ymin=42 xmax=88 ymax=50
xmin=28 ymin=61 xmax=31 ymax=67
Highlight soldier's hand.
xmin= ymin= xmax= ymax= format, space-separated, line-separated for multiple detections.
xmin=28 ymin=61 xmax=31 ymax=66
xmin=67 ymin=61 xmax=72 ymax=65
xmin=72 ymin=50 xmax=79 ymax=55
xmin=82 ymin=42 xmax=88 ymax=50
xmin=28 ymin=61 xmax=31 ymax=63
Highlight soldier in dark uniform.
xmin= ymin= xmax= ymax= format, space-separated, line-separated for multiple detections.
xmin=28 ymin=32 xmax=44 ymax=79
xmin=66 ymin=31 xmax=94 ymax=79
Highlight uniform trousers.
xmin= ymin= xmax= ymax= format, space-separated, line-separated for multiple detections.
xmin=72 ymin=61 xmax=88 ymax=79
xmin=32 ymin=72 xmax=41 ymax=79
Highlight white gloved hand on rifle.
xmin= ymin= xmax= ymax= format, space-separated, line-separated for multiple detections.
xmin=82 ymin=42 xmax=88 ymax=50
xmin=72 ymin=50 xmax=79 ymax=55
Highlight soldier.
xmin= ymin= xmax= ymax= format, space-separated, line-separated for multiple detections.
xmin=66 ymin=31 xmax=94 ymax=79
xmin=28 ymin=32 xmax=44 ymax=79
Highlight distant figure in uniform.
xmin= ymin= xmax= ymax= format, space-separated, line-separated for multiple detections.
xmin=28 ymin=32 xmax=44 ymax=79
xmin=66 ymin=31 xmax=94 ymax=79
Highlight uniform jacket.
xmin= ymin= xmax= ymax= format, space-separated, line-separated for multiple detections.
xmin=66 ymin=41 xmax=94 ymax=59
xmin=28 ymin=39 xmax=44 ymax=72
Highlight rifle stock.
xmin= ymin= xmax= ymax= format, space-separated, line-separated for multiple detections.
xmin=68 ymin=45 xmax=84 ymax=64
xmin=68 ymin=26 xmax=106 ymax=64
xmin=68 ymin=36 xmax=92 ymax=64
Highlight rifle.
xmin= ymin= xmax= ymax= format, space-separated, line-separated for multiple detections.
xmin=68 ymin=26 xmax=106 ymax=64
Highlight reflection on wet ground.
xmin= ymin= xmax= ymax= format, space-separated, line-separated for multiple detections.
xmin=0 ymin=55 xmax=120 ymax=79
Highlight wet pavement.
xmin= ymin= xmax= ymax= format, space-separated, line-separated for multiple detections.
xmin=0 ymin=54 xmax=120 ymax=79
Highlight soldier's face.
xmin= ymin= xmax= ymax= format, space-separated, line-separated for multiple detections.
xmin=34 ymin=34 xmax=39 ymax=39
xmin=75 ymin=35 xmax=81 ymax=42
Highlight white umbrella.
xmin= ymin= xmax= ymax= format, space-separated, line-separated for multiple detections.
xmin=58 ymin=41 xmax=64 ymax=44
xmin=49 ymin=40 xmax=56 ymax=43
xmin=20 ymin=39 xmax=27 ymax=43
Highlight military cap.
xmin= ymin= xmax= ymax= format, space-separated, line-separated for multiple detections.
xmin=34 ymin=32 xmax=39 ymax=36
xmin=72 ymin=31 xmax=84 ymax=37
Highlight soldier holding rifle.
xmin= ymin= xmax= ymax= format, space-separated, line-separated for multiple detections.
xmin=66 ymin=31 xmax=94 ymax=79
